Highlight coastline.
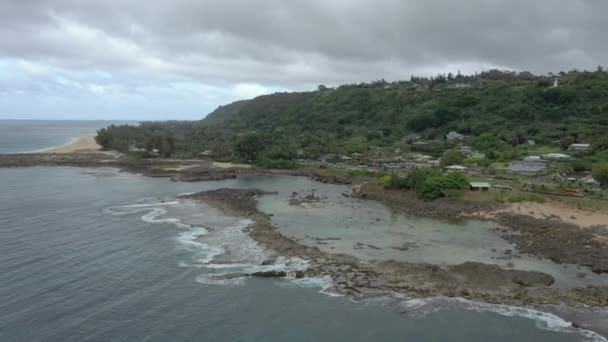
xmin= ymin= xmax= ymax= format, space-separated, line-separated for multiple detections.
xmin=183 ymin=187 xmax=608 ymax=336
xmin=0 ymin=153 xmax=607 ymax=336
xmin=38 ymin=136 xmax=107 ymax=154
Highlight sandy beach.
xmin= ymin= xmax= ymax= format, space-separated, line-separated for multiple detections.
xmin=483 ymin=201 xmax=608 ymax=229
xmin=40 ymin=136 xmax=105 ymax=154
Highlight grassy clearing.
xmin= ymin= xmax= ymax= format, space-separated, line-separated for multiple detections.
xmin=526 ymin=145 xmax=562 ymax=154
xmin=311 ymin=167 xmax=370 ymax=177
xmin=462 ymin=189 xmax=547 ymax=204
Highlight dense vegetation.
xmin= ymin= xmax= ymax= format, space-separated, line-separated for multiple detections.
xmin=379 ymin=169 xmax=470 ymax=199
xmin=96 ymin=68 xmax=608 ymax=185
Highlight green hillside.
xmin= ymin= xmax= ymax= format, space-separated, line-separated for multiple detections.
xmin=201 ymin=70 xmax=608 ymax=146
xmin=96 ymin=69 xmax=608 ymax=177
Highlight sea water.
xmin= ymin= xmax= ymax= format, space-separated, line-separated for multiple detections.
xmin=0 ymin=167 xmax=604 ymax=341
xmin=0 ymin=120 xmax=135 ymax=153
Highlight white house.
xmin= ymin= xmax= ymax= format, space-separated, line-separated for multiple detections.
xmin=446 ymin=131 xmax=465 ymax=142
xmin=543 ymin=153 xmax=572 ymax=160
xmin=568 ymin=144 xmax=591 ymax=153
xmin=445 ymin=165 xmax=467 ymax=172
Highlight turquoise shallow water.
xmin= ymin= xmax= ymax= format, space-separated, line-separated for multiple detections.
xmin=0 ymin=120 xmax=135 ymax=153
xmin=0 ymin=167 xmax=603 ymax=341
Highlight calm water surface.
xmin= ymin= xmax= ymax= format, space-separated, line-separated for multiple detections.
xmin=0 ymin=120 xmax=136 ymax=153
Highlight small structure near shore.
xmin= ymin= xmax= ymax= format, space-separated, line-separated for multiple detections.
xmin=469 ymin=182 xmax=491 ymax=191
xmin=445 ymin=165 xmax=467 ymax=172
xmin=568 ymin=143 xmax=591 ymax=154
xmin=446 ymin=131 xmax=465 ymax=142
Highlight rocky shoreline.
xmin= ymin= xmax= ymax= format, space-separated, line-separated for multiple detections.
xmin=181 ymin=187 xmax=608 ymax=336
xmin=3 ymin=153 xmax=608 ymax=333
xmin=184 ymin=188 xmax=607 ymax=305
xmin=353 ymin=181 xmax=608 ymax=274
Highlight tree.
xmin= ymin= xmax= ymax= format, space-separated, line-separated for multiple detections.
xmin=560 ymin=136 xmax=575 ymax=150
xmin=440 ymin=150 xmax=465 ymax=167
xmin=95 ymin=128 xmax=111 ymax=150
xmin=473 ymin=133 xmax=504 ymax=153
xmin=592 ymin=163 xmax=608 ymax=189
xmin=234 ymin=133 xmax=264 ymax=161
xmin=144 ymin=131 xmax=175 ymax=157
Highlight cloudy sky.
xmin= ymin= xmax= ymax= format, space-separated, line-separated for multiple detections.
xmin=1 ymin=0 xmax=606 ymax=120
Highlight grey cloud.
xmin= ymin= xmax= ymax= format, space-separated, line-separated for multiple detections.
xmin=1 ymin=0 xmax=608 ymax=89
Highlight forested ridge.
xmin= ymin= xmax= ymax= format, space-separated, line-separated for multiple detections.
xmin=202 ymin=69 xmax=608 ymax=145
xmin=96 ymin=69 xmax=608 ymax=178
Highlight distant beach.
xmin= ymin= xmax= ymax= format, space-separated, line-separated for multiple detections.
xmin=39 ymin=136 xmax=105 ymax=154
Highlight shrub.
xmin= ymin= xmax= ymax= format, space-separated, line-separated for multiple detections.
xmin=378 ymin=174 xmax=407 ymax=189
xmin=255 ymin=158 xmax=299 ymax=169
xmin=417 ymin=171 xmax=470 ymax=199
xmin=592 ymin=163 xmax=608 ymax=189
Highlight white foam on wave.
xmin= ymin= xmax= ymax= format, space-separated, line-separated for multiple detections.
xmin=104 ymin=199 xmax=224 ymax=266
xmin=104 ymin=197 xmax=337 ymax=296
xmin=177 ymin=227 xmax=223 ymax=264
xmin=196 ymin=256 xmax=313 ymax=286
xmin=395 ymin=296 xmax=607 ymax=341
xmin=291 ymin=275 xmax=341 ymax=297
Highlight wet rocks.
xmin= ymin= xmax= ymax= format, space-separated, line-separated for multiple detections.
xmin=186 ymin=186 xmax=608 ymax=311
xmin=354 ymin=242 xmax=381 ymax=250
xmin=392 ymin=242 xmax=418 ymax=251
xmin=171 ymin=170 xmax=237 ymax=182
xmin=309 ymin=174 xmax=352 ymax=185
xmin=351 ymin=182 xmax=496 ymax=220
xmin=288 ymin=191 xmax=327 ymax=206
xmin=250 ymin=270 xmax=306 ymax=278
xmin=495 ymin=213 xmax=608 ymax=274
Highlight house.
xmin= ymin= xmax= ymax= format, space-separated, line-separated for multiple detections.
xmin=459 ymin=146 xmax=485 ymax=159
xmin=507 ymin=161 xmax=547 ymax=175
xmin=459 ymin=146 xmax=473 ymax=157
xmin=581 ymin=176 xmax=601 ymax=190
xmin=445 ymin=165 xmax=467 ymax=172
xmin=543 ymin=153 xmax=572 ymax=160
xmin=469 ymin=182 xmax=491 ymax=191
xmin=448 ymin=83 xmax=471 ymax=89
xmin=413 ymin=154 xmax=433 ymax=161
xmin=446 ymin=131 xmax=465 ymax=142
xmin=568 ymin=144 xmax=591 ymax=153
xmin=404 ymin=133 xmax=421 ymax=142
xmin=412 ymin=141 xmax=431 ymax=151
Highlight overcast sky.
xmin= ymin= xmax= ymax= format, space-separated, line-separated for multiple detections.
xmin=1 ymin=0 xmax=606 ymax=120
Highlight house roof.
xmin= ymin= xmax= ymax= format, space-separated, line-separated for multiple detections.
xmin=470 ymin=182 xmax=491 ymax=188
xmin=543 ymin=153 xmax=571 ymax=159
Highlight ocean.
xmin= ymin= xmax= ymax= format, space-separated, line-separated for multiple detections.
xmin=0 ymin=165 xmax=604 ymax=341
xmin=0 ymin=120 xmax=135 ymax=153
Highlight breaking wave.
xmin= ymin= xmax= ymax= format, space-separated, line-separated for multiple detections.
xmin=104 ymin=197 xmax=331 ymax=292
xmin=394 ymin=296 xmax=607 ymax=342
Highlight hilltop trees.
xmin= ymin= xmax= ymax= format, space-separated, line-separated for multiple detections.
xmin=95 ymin=68 xmax=608 ymax=166
xmin=440 ymin=150 xmax=465 ymax=167
xmin=144 ymin=131 xmax=175 ymax=157
xmin=234 ymin=133 xmax=264 ymax=161
xmin=592 ymin=163 xmax=608 ymax=189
